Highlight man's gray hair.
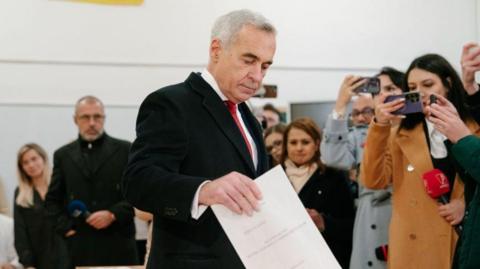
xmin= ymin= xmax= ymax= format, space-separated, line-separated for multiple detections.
xmin=211 ymin=9 xmax=276 ymax=48
xmin=75 ymin=95 xmax=104 ymax=114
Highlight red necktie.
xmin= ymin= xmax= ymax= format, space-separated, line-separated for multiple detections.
xmin=225 ymin=101 xmax=253 ymax=157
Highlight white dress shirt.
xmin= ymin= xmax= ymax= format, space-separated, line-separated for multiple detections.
xmin=426 ymin=120 xmax=448 ymax=158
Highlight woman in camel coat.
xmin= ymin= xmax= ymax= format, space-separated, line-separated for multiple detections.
xmin=361 ymin=54 xmax=479 ymax=269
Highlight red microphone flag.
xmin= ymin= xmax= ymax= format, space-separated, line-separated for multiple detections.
xmin=422 ymin=169 xmax=450 ymax=199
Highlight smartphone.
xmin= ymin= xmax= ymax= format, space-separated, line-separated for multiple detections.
xmin=353 ymin=77 xmax=380 ymax=94
xmin=384 ymin=91 xmax=423 ymax=115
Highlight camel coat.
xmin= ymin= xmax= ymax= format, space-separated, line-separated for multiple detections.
xmin=360 ymin=120 xmax=479 ymax=269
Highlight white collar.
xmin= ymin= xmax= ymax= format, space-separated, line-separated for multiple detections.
xmin=425 ymin=119 xmax=448 ymax=158
xmin=201 ymin=68 xmax=228 ymax=102
xmin=425 ymin=120 xmax=447 ymax=141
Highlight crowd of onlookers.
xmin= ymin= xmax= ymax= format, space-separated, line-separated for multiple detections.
xmin=263 ymin=42 xmax=480 ymax=269
xmin=1 ymin=13 xmax=480 ymax=268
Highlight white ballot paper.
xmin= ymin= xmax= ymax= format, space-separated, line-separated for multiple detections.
xmin=212 ymin=165 xmax=341 ymax=269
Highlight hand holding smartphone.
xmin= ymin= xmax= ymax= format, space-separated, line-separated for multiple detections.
xmin=353 ymin=77 xmax=380 ymax=94
xmin=384 ymin=91 xmax=423 ymax=115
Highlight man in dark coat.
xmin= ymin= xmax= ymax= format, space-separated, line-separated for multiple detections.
xmin=122 ymin=9 xmax=276 ymax=269
xmin=46 ymin=96 xmax=138 ymax=267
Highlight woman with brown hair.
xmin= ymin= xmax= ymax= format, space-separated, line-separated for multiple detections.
xmin=14 ymin=143 xmax=62 ymax=269
xmin=280 ymin=117 xmax=355 ymax=268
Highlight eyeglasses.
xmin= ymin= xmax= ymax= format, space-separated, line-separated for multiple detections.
xmin=350 ymin=107 xmax=374 ymax=118
xmin=77 ymin=114 xmax=105 ymax=122
xmin=266 ymin=140 xmax=282 ymax=153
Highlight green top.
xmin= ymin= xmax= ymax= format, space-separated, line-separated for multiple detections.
xmin=451 ymin=135 xmax=480 ymax=181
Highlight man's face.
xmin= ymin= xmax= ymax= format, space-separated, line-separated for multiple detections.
xmin=74 ymin=101 xmax=105 ymax=141
xmin=210 ymin=25 xmax=276 ymax=103
xmin=351 ymin=95 xmax=374 ymax=126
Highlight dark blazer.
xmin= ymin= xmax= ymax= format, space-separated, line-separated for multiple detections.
xmin=123 ymin=72 xmax=269 ymax=269
xmin=14 ymin=188 xmax=58 ymax=269
xmin=297 ymin=167 xmax=355 ymax=269
xmin=45 ymin=134 xmax=137 ymax=267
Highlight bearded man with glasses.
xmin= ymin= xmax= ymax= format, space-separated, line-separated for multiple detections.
xmin=46 ymin=95 xmax=138 ymax=267
xmin=321 ymin=67 xmax=406 ymax=269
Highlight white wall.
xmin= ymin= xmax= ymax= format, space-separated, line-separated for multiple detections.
xmin=0 ymin=0 xmax=478 ymax=213
xmin=1 ymin=0 xmax=477 ymax=105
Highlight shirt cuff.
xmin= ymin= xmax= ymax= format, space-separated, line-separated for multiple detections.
xmin=191 ymin=180 xmax=211 ymax=220
xmin=331 ymin=109 xmax=345 ymax=120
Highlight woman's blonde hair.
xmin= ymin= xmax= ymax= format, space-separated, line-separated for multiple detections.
xmin=16 ymin=143 xmax=50 ymax=208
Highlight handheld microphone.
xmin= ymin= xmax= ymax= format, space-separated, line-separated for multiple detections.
xmin=422 ymin=169 xmax=450 ymax=204
xmin=67 ymin=200 xmax=91 ymax=219
xmin=422 ymin=169 xmax=462 ymax=234
xmin=375 ymin=245 xmax=388 ymax=261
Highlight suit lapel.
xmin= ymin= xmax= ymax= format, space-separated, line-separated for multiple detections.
xmin=395 ymin=122 xmax=433 ymax=178
xmin=91 ymin=135 xmax=119 ymax=174
xmin=396 ymin=120 xmax=480 ymax=177
xmin=67 ymin=135 xmax=119 ymax=178
xmin=187 ymin=73 xmax=256 ymax=175
xmin=68 ymin=142 xmax=91 ymax=178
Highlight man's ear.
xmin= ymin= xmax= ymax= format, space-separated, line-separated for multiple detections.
xmin=73 ymin=115 xmax=79 ymax=126
xmin=210 ymin=38 xmax=222 ymax=63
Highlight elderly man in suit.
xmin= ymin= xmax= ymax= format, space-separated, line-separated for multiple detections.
xmin=123 ymin=9 xmax=276 ymax=269
xmin=46 ymin=96 xmax=137 ymax=267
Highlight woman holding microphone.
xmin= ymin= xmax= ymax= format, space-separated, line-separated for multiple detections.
xmin=360 ymin=53 xmax=478 ymax=268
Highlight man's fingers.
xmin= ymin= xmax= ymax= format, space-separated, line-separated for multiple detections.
xmin=229 ymin=190 xmax=254 ymax=216
xmin=201 ymin=172 xmax=263 ymax=215
xmin=238 ymin=174 xmax=262 ymax=200
xmin=89 ymin=217 xmax=102 ymax=227
xmin=222 ymin=191 xmax=243 ymax=215
xmin=234 ymin=175 xmax=261 ymax=215
xmin=234 ymin=182 xmax=260 ymax=213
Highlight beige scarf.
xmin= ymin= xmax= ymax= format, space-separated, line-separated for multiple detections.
xmin=284 ymin=159 xmax=318 ymax=193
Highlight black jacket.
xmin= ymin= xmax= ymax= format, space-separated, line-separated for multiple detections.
xmin=45 ymin=133 xmax=137 ymax=267
xmin=14 ymin=189 xmax=59 ymax=269
xmin=297 ymin=167 xmax=355 ymax=269
xmin=123 ymin=72 xmax=269 ymax=269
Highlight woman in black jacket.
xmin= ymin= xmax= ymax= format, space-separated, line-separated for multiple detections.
xmin=280 ymin=117 xmax=355 ymax=268
xmin=14 ymin=143 xmax=65 ymax=269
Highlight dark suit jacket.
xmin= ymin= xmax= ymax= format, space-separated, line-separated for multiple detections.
xmin=297 ymin=167 xmax=355 ymax=269
xmin=123 ymin=72 xmax=268 ymax=269
xmin=45 ymin=134 xmax=137 ymax=267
